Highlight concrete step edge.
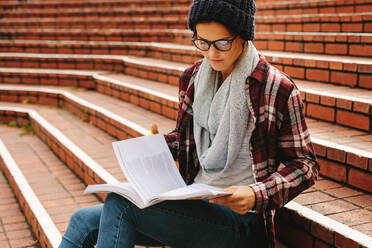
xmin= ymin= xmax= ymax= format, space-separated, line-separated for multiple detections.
xmin=0 ymin=131 xmax=61 ymax=247
xmin=285 ymin=201 xmax=372 ymax=247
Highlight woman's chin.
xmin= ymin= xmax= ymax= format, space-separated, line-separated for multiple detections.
xmin=209 ymin=63 xmax=226 ymax=72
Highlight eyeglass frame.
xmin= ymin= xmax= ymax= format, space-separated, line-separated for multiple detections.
xmin=191 ymin=35 xmax=238 ymax=52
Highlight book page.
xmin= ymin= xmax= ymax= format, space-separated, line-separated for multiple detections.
xmin=84 ymin=182 xmax=146 ymax=208
xmin=153 ymin=183 xmax=232 ymax=202
xmin=113 ymin=134 xmax=186 ymax=203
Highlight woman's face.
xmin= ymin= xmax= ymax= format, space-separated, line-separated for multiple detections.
xmin=194 ymin=22 xmax=245 ymax=79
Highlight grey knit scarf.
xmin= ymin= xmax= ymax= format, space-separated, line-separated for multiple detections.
xmin=193 ymin=41 xmax=259 ymax=172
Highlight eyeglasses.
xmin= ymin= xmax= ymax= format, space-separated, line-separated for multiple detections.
xmin=192 ymin=36 xmax=237 ymax=52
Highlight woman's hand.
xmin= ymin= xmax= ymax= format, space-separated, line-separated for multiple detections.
xmin=147 ymin=124 xmax=159 ymax=135
xmin=210 ymin=185 xmax=255 ymax=215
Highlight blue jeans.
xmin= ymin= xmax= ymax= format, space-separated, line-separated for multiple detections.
xmin=59 ymin=193 xmax=255 ymax=248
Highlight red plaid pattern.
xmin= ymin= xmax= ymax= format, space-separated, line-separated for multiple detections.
xmin=164 ymin=55 xmax=319 ymax=248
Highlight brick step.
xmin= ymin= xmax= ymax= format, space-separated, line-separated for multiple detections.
xmin=0 ymin=104 xmax=153 ymax=247
xmin=0 ymin=61 xmax=371 ymax=129
xmin=0 ymin=49 xmax=371 ymax=90
xmin=0 ymin=55 xmax=187 ymax=86
xmin=2 ymin=12 xmax=371 ymax=33
xmin=0 ymin=89 xmax=175 ymax=182
xmin=1 ymin=0 xmax=371 ymax=16
xmin=0 ymin=103 xmax=279 ymax=248
xmin=0 ymin=28 xmax=191 ymax=46
xmin=1 ymin=28 xmax=371 ymax=58
xmin=257 ymin=12 xmax=372 ymax=33
xmin=0 ymin=16 xmax=189 ymax=30
xmin=0 ymin=6 xmax=190 ymax=19
xmin=0 ymin=169 xmax=40 ymax=248
xmin=255 ymin=0 xmax=372 ymax=15
xmin=0 ymin=82 xmax=370 ymax=192
xmin=254 ymin=31 xmax=372 ymax=57
xmin=263 ymin=50 xmax=372 ymax=90
xmin=0 ymin=121 xmax=102 ymax=247
xmin=277 ymin=176 xmax=372 ymax=247
xmin=0 ymin=102 xmax=371 ymax=247
xmin=0 ymin=0 xmax=191 ymax=10
xmin=0 ymin=40 xmax=198 ymax=63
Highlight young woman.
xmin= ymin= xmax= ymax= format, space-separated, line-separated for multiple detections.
xmin=59 ymin=0 xmax=319 ymax=247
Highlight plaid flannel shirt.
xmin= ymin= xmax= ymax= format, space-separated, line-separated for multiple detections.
xmin=164 ymin=55 xmax=319 ymax=248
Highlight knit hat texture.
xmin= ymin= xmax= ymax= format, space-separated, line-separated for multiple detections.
xmin=187 ymin=0 xmax=256 ymax=41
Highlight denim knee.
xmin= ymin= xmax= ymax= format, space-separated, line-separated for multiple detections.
xmin=105 ymin=192 xmax=132 ymax=206
xmin=104 ymin=193 xmax=134 ymax=213
xmin=70 ymin=208 xmax=90 ymax=230
xmin=60 ymin=204 xmax=102 ymax=248
xmin=102 ymin=193 xmax=137 ymax=224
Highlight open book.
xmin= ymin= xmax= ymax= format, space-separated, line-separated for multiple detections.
xmin=84 ymin=134 xmax=231 ymax=209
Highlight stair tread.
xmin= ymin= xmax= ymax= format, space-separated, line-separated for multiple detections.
xmin=0 ymin=124 xmax=101 ymax=234
xmin=0 ymin=168 xmax=40 ymax=248
xmin=307 ymin=118 xmax=372 ymax=152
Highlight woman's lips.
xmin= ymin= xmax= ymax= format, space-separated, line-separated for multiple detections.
xmin=210 ymin=59 xmax=224 ymax=64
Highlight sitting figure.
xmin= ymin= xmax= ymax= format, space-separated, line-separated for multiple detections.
xmin=59 ymin=0 xmax=319 ymax=247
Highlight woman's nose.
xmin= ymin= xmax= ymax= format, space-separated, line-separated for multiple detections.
xmin=208 ymin=44 xmax=220 ymax=57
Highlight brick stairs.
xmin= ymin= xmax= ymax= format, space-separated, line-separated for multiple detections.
xmin=0 ymin=0 xmax=371 ymax=247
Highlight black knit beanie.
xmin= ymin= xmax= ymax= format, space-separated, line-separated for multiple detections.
xmin=187 ymin=0 xmax=256 ymax=41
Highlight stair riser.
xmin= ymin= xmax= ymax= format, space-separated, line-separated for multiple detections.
xmin=0 ymin=21 xmax=187 ymax=30
xmin=2 ymin=19 xmax=370 ymax=33
xmin=0 ymin=0 xmax=192 ymax=9
xmin=0 ymin=88 xmax=370 ymax=193
xmin=0 ymin=9 xmax=189 ymax=19
xmin=259 ymin=4 xmax=372 ymax=16
xmin=1 ymin=1 xmax=371 ymax=16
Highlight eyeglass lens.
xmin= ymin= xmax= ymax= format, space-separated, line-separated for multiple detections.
xmin=193 ymin=39 xmax=233 ymax=51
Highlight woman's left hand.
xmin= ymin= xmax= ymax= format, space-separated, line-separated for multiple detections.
xmin=210 ymin=185 xmax=255 ymax=215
